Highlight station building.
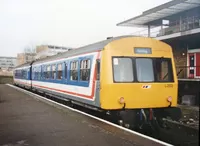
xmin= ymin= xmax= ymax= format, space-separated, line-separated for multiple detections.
xmin=0 ymin=56 xmax=17 ymax=76
xmin=117 ymin=0 xmax=200 ymax=105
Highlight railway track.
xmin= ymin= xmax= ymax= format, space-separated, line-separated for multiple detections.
xmin=8 ymin=84 xmax=199 ymax=146
xmin=158 ymin=118 xmax=199 ymax=146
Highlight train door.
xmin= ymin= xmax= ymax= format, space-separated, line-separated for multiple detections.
xmin=195 ymin=53 xmax=200 ymax=78
xmin=188 ymin=53 xmax=195 ymax=78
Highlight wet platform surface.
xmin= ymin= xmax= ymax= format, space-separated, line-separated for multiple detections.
xmin=0 ymin=85 xmax=165 ymax=146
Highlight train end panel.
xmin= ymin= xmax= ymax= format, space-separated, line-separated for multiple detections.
xmin=100 ymin=83 xmax=178 ymax=109
xmin=99 ymin=37 xmax=178 ymax=110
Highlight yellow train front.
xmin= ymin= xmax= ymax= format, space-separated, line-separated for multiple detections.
xmin=99 ymin=36 xmax=181 ymax=129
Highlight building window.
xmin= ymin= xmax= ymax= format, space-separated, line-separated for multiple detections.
xmin=70 ymin=61 xmax=78 ymax=81
xmin=80 ymin=59 xmax=90 ymax=81
xmin=52 ymin=65 xmax=56 ymax=79
xmin=57 ymin=63 xmax=63 ymax=79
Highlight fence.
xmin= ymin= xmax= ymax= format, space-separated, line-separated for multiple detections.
xmin=131 ymin=15 xmax=200 ymax=38
xmin=0 ymin=76 xmax=13 ymax=84
xmin=176 ymin=66 xmax=200 ymax=79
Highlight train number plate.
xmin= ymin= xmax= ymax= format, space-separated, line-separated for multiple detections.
xmin=165 ymin=84 xmax=173 ymax=88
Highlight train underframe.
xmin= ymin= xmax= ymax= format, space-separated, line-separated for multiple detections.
xmin=107 ymin=107 xmax=182 ymax=133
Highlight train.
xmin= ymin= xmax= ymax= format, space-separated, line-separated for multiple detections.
xmin=13 ymin=36 xmax=182 ymax=130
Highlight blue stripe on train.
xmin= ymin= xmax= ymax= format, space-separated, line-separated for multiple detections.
xmin=32 ymin=55 xmax=94 ymax=87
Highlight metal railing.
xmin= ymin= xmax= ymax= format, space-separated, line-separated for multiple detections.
xmin=176 ymin=66 xmax=200 ymax=79
xmin=130 ymin=15 xmax=200 ymax=38
xmin=157 ymin=15 xmax=200 ymax=37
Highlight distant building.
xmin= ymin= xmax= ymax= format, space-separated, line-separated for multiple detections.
xmin=0 ymin=56 xmax=17 ymax=76
xmin=35 ymin=45 xmax=73 ymax=59
xmin=16 ymin=45 xmax=73 ymax=65
xmin=0 ymin=56 xmax=17 ymax=70
xmin=17 ymin=53 xmax=36 ymax=65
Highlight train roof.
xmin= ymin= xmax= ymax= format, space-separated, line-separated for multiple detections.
xmin=15 ymin=35 xmax=149 ymax=68
xmin=32 ymin=35 xmax=137 ymax=65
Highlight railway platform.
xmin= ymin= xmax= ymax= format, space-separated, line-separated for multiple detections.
xmin=0 ymin=84 xmax=168 ymax=146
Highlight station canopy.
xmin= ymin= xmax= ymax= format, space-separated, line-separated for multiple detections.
xmin=117 ymin=0 xmax=200 ymax=27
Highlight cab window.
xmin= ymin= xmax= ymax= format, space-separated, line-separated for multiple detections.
xmin=113 ymin=58 xmax=134 ymax=82
xmin=136 ymin=58 xmax=154 ymax=82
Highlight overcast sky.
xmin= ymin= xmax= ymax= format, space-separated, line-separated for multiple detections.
xmin=0 ymin=0 xmax=171 ymax=57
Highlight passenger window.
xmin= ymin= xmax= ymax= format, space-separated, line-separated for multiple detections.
xmin=57 ymin=63 xmax=63 ymax=79
xmin=23 ymin=70 xmax=26 ymax=79
xmin=96 ymin=60 xmax=100 ymax=80
xmin=47 ymin=65 xmax=51 ymax=79
xmin=22 ymin=70 xmax=24 ymax=79
xmin=38 ymin=66 xmax=41 ymax=80
xmin=52 ymin=65 xmax=56 ymax=79
xmin=22 ymin=70 xmax=25 ymax=79
xmin=42 ymin=66 xmax=45 ymax=79
xmin=65 ymin=63 xmax=68 ymax=79
xmin=70 ymin=61 xmax=78 ymax=81
xmin=80 ymin=59 xmax=90 ymax=81
xmin=43 ymin=66 xmax=47 ymax=79
xmin=35 ymin=68 xmax=38 ymax=80
xmin=25 ymin=70 xmax=27 ymax=79
xmin=36 ymin=68 xmax=39 ymax=80
xmin=32 ymin=67 xmax=35 ymax=79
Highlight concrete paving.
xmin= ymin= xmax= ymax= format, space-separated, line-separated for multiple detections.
xmin=0 ymin=85 xmax=164 ymax=146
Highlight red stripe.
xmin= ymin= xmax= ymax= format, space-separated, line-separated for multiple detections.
xmin=32 ymin=84 xmax=94 ymax=99
xmin=15 ymin=79 xmax=94 ymax=99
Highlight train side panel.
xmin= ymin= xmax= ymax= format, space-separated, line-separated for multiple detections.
xmin=13 ymin=66 xmax=32 ymax=89
xmin=31 ymin=51 xmax=101 ymax=108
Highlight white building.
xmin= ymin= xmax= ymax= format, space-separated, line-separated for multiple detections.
xmin=35 ymin=45 xmax=73 ymax=59
xmin=0 ymin=56 xmax=17 ymax=70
